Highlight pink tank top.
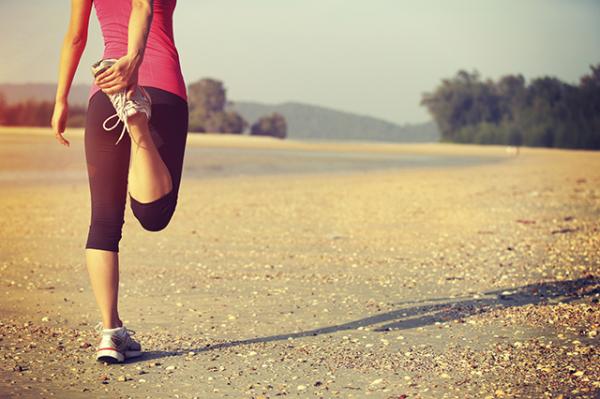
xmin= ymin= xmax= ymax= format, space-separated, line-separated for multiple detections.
xmin=88 ymin=0 xmax=187 ymax=102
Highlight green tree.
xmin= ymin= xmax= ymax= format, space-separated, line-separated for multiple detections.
xmin=250 ymin=113 xmax=287 ymax=139
xmin=187 ymin=78 xmax=247 ymax=133
xmin=421 ymin=65 xmax=600 ymax=150
xmin=205 ymin=110 xmax=248 ymax=134
xmin=421 ymin=70 xmax=502 ymax=141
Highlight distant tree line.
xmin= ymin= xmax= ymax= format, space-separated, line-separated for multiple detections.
xmin=0 ymin=78 xmax=287 ymax=139
xmin=421 ymin=65 xmax=600 ymax=149
xmin=0 ymin=93 xmax=86 ymax=127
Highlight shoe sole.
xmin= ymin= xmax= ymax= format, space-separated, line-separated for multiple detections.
xmin=96 ymin=349 xmax=143 ymax=364
xmin=96 ymin=348 xmax=125 ymax=363
xmin=91 ymin=59 xmax=117 ymax=77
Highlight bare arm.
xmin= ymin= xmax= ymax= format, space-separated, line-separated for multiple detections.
xmin=127 ymin=0 xmax=154 ymax=72
xmin=95 ymin=0 xmax=154 ymax=97
xmin=52 ymin=0 xmax=92 ymax=147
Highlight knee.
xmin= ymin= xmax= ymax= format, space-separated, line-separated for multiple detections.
xmin=86 ymin=220 xmax=124 ymax=252
xmin=137 ymin=210 xmax=174 ymax=232
xmin=130 ymin=191 xmax=177 ymax=232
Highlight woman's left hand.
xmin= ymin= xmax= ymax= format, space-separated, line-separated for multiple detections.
xmin=94 ymin=54 xmax=140 ymax=98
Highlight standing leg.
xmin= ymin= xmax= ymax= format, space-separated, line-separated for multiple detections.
xmin=86 ymin=250 xmax=122 ymax=328
xmin=84 ymin=91 xmax=131 ymax=329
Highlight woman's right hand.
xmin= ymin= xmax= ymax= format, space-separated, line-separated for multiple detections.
xmin=51 ymin=100 xmax=70 ymax=147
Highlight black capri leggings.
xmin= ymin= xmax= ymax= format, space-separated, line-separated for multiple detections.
xmin=84 ymin=86 xmax=188 ymax=252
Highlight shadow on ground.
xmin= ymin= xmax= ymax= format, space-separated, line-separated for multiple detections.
xmin=128 ymin=276 xmax=599 ymax=363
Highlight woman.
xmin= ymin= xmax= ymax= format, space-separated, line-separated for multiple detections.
xmin=51 ymin=0 xmax=188 ymax=363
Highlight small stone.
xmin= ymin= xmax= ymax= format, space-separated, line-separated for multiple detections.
xmin=297 ymin=384 xmax=307 ymax=391
xmin=165 ymin=365 xmax=176 ymax=371
xmin=41 ymin=317 xmax=49 ymax=322
xmin=117 ymin=375 xmax=127 ymax=382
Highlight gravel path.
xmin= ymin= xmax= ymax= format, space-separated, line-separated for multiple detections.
xmin=0 ymin=129 xmax=598 ymax=398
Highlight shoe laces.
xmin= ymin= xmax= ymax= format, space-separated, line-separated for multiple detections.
xmin=102 ymin=90 xmax=129 ymax=146
xmin=94 ymin=322 xmax=136 ymax=337
xmin=123 ymin=326 xmax=136 ymax=337
xmin=102 ymin=114 xmax=128 ymax=146
xmin=102 ymin=88 xmax=151 ymax=146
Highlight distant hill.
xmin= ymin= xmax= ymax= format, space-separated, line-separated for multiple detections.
xmin=0 ymin=83 xmax=439 ymax=142
xmin=227 ymin=100 xmax=439 ymax=142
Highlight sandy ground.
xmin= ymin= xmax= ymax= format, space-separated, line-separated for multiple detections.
xmin=0 ymin=127 xmax=598 ymax=398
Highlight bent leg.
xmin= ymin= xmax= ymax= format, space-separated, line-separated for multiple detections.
xmin=129 ymin=87 xmax=189 ymax=231
xmin=84 ymin=91 xmax=131 ymax=328
xmin=127 ymin=111 xmax=173 ymax=204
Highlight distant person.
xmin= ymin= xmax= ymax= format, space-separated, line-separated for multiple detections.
xmin=51 ymin=0 xmax=188 ymax=363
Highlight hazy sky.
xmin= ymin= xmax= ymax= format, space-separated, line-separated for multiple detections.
xmin=1 ymin=0 xmax=599 ymax=124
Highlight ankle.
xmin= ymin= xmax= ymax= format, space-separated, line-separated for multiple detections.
xmin=128 ymin=128 xmax=155 ymax=148
xmin=102 ymin=318 xmax=123 ymax=329
xmin=127 ymin=112 xmax=149 ymax=128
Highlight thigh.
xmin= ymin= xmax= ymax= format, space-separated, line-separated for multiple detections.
xmin=84 ymin=91 xmax=131 ymax=221
xmin=145 ymin=87 xmax=189 ymax=195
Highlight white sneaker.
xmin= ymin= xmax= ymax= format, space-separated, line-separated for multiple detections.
xmin=91 ymin=59 xmax=161 ymax=147
xmin=95 ymin=323 xmax=142 ymax=364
